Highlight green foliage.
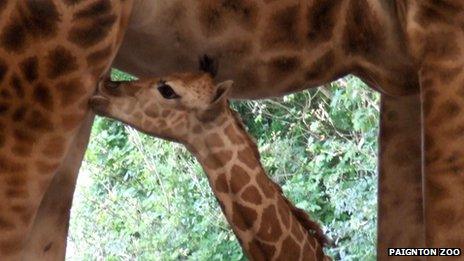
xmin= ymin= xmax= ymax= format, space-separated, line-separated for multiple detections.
xmin=68 ymin=71 xmax=379 ymax=260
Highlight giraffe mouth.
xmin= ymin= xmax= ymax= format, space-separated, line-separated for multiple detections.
xmin=99 ymin=79 xmax=125 ymax=97
xmin=89 ymin=95 xmax=110 ymax=115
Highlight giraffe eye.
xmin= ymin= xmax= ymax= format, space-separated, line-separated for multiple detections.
xmin=157 ymin=83 xmax=180 ymax=99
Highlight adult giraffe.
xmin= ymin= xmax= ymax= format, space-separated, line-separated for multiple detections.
xmin=112 ymin=0 xmax=462 ymax=258
xmin=0 ymin=0 xmax=461 ymax=260
xmin=114 ymin=0 xmax=427 ymax=260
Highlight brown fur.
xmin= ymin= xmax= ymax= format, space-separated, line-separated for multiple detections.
xmin=90 ymin=72 xmax=331 ymax=260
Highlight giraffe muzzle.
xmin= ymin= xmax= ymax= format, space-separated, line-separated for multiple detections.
xmin=89 ymin=95 xmax=110 ymax=116
xmin=99 ymin=80 xmax=126 ymax=97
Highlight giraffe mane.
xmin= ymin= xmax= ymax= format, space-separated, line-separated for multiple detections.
xmin=282 ymin=196 xmax=331 ymax=247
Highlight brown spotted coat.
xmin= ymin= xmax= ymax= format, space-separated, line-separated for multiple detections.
xmin=0 ymin=0 xmax=134 ymax=260
xmin=113 ymin=0 xmax=464 ymax=259
xmin=90 ymin=73 xmax=331 ymax=260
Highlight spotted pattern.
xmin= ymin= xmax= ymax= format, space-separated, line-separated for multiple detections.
xmin=205 ymin=133 xmax=224 ymax=148
xmin=33 ymin=83 xmax=54 ymax=111
xmin=21 ymin=0 xmax=60 ymax=37
xmin=229 ymin=165 xmax=250 ymax=193
xmin=431 ymin=100 xmax=461 ymax=125
xmin=277 ymin=198 xmax=290 ymax=229
xmin=5 ymin=186 xmax=28 ymax=199
xmin=11 ymin=143 xmax=32 ymax=157
xmin=0 ymin=0 xmax=136 ymax=256
xmin=0 ymin=155 xmax=26 ymax=173
xmin=61 ymin=113 xmax=85 ymax=131
xmin=199 ymin=0 xmax=258 ymax=37
xmin=257 ymin=205 xmax=282 ymax=241
xmin=0 ymin=89 xmax=11 ymax=99
xmin=255 ymin=172 xmax=275 ymax=198
xmin=55 ymin=78 xmax=86 ymax=107
xmin=423 ymin=32 xmax=460 ymax=60
xmin=95 ymin=75 xmax=328 ymax=259
xmin=415 ymin=1 xmax=463 ymax=26
xmin=224 ymin=124 xmax=243 ymax=144
xmin=68 ymin=13 xmax=117 ymax=47
xmin=237 ymin=147 xmax=258 ymax=169
xmin=13 ymin=128 xmax=35 ymax=144
xmin=390 ymin=137 xmax=421 ymax=167
xmin=306 ymin=0 xmax=343 ymax=43
xmin=0 ymin=59 xmax=7 ymax=83
xmin=276 ymin=236 xmax=301 ymax=260
xmin=86 ymin=45 xmax=113 ymax=66
xmin=26 ymin=110 xmax=54 ymax=132
xmin=0 ymin=0 xmax=7 ymax=15
xmin=73 ymin=0 xmax=112 ymax=19
xmin=20 ymin=57 xmax=39 ymax=83
xmin=268 ymin=56 xmax=301 ymax=80
xmin=0 ymin=216 xmax=15 ymax=231
xmin=212 ymin=40 xmax=253 ymax=62
xmin=343 ymin=0 xmax=385 ymax=59
xmin=214 ymin=173 xmax=229 ymax=193
xmin=199 ymin=2 xmax=225 ymax=36
xmin=305 ymin=51 xmax=335 ymax=80
xmin=0 ymin=102 xmax=8 ymax=115
xmin=203 ymin=150 xmax=233 ymax=170
xmin=46 ymin=46 xmax=78 ymax=79
xmin=261 ymin=5 xmax=301 ymax=50
xmin=232 ymin=201 xmax=257 ymax=231
xmin=10 ymin=74 xmax=24 ymax=98
xmin=0 ymin=235 xmax=22 ymax=255
xmin=36 ymin=160 xmax=60 ymax=174
xmin=248 ymin=239 xmax=276 ymax=260
xmin=241 ymin=186 xmax=262 ymax=204
xmin=291 ymin=217 xmax=304 ymax=241
xmin=1 ymin=18 xmax=27 ymax=52
xmin=1 ymin=0 xmax=60 ymax=53
xmin=220 ymin=0 xmax=258 ymax=31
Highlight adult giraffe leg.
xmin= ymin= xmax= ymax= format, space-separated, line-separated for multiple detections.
xmin=23 ymin=113 xmax=94 ymax=260
xmin=0 ymin=2 xmax=134 ymax=258
xmin=377 ymin=94 xmax=424 ymax=260
xmin=421 ymin=57 xmax=464 ymax=249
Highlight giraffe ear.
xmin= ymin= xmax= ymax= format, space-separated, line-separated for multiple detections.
xmin=211 ymin=80 xmax=233 ymax=104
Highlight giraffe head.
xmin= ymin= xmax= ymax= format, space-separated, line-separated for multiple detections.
xmin=90 ymin=58 xmax=233 ymax=144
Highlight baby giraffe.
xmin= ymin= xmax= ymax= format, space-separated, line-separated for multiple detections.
xmin=90 ymin=61 xmax=330 ymax=261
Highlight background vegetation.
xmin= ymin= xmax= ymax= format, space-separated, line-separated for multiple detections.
xmin=67 ymin=70 xmax=380 ymax=260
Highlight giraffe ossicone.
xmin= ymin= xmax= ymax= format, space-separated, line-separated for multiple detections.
xmin=90 ymin=58 xmax=331 ymax=260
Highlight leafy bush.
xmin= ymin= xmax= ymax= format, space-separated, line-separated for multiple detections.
xmin=68 ymin=70 xmax=379 ymax=260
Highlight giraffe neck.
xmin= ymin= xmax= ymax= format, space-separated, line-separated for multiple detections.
xmin=184 ymin=111 xmax=329 ymax=260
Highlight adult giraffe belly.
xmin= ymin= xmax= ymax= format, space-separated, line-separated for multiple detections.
xmin=114 ymin=0 xmax=419 ymax=99
xmin=0 ymin=0 xmax=133 ymax=259
xmin=113 ymin=0 xmax=354 ymax=100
